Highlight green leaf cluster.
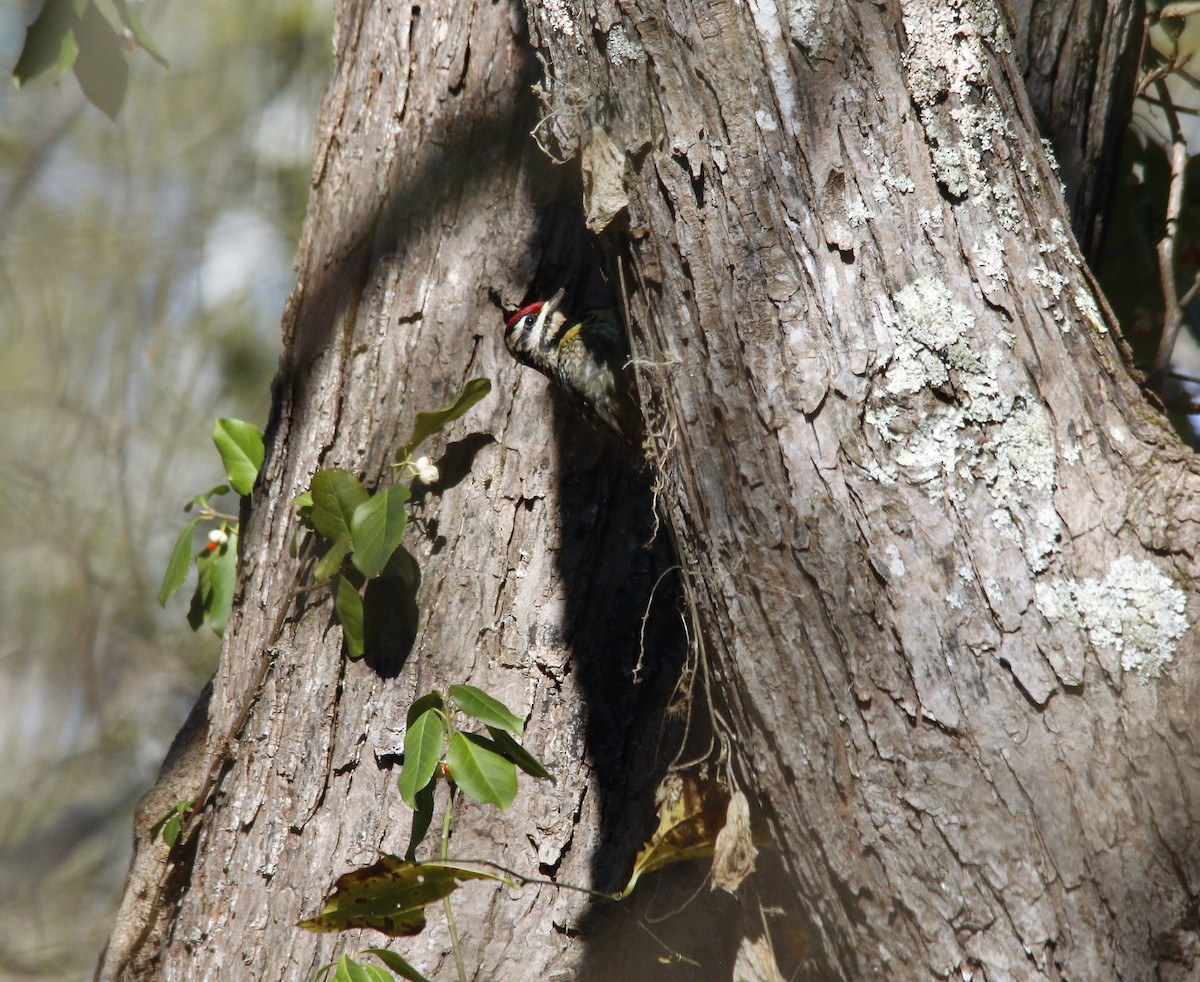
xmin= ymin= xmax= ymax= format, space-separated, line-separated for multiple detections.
xmin=296 ymin=378 xmax=491 ymax=660
xmin=306 ymin=681 xmax=552 ymax=978
xmin=13 ymin=0 xmax=168 ymax=120
xmin=187 ymin=526 xmax=239 ymax=636
xmin=158 ymin=420 xmax=264 ymax=637
xmin=297 ymin=468 xmax=416 ymax=660
xmin=398 ymin=686 xmax=553 ymax=851
xmin=312 ymin=947 xmax=431 ymax=982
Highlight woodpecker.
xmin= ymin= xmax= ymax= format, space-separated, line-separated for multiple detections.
xmin=503 ymin=289 xmax=642 ymax=444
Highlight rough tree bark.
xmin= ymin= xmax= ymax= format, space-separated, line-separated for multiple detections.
xmin=100 ymin=1 xmax=689 ymax=979
xmin=101 ymin=0 xmax=1200 ymax=980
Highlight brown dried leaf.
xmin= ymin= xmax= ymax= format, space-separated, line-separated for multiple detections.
xmin=712 ymin=790 xmax=757 ymax=894
xmin=621 ymin=773 xmax=727 ymax=897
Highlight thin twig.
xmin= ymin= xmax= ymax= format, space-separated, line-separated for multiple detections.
xmin=1153 ymin=76 xmax=1191 ymax=375
xmin=1137 ymin=59 xmax=1179 ymax=98
xmin=632 ymin=565 xmax=681 ymax=684
xmin=1161 ymin=2 xmax=1200 ymax=20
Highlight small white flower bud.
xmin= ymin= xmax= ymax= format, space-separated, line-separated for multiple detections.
xmin=208 ymin=528 xmax=229 ymax=545
xmin=414 ymin=456 xmax=440 ymax=484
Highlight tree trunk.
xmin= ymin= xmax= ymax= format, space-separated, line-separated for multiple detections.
xmin=101 ymin=1 xmax=1200 ymax=980
xmin=527 ymin=0 xmax=1200 ymax=977
xmin=100 ymin=1 xmax=688 ymax=979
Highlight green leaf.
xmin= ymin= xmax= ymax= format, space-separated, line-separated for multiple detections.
xmin=55 ymin=23 xmax=78 ymax=75
xmin=147 ymin=800 xmax=192 ymax=846
xmin=213 ymin=418 xmax=265 ymax=496
xmin=449 ymin=684 xmax=523 ymax=737
xmin=342 ymin=959 xmax=393 ymax=982
xmin=397 ymin=709 xmax=444 ymax=809
xmin=403 ymin=780 xmax=435 ymax=862
xmin=350 ymin=485 xmax=410 ymax=579
xmin=13 ymin=0 xmax=76 ymax=86
xmin=396 ymin=378 xmax=491 ymax=463
xmin=332 ymin=955 xmax=387 ymax=982
xmin=72 ymin=1 xmax=127 ymax=119
xmin=204 ymin=526 xmax=238 ymax=636
xmin=293 ymin=488 xmax=314 ymax=522
xmin=186 ymin=574 xmax=207 ymax=631
xmin=310 ymin=469 xmax=368 ymax=543
xmin=362 ymin=948 xmax=430 ymax=982
xmin=112 ymin=0 xmax=167 ymax=65
xmin=298 ymin=855 xmax=497 ymax=936
xmin=334 ymin=575 xmax=365 ymax=659
xmin=158 ymin=518 xmax=201 ymax=605
xmin=190 ymin=536 xmax=217 ymax=633
xmin=485 ymin=726 xmax=554 ymax=782
xmin=446 ymin=732 xmax=518 ymax=810
xmin=313 ymin=538 xmax=353 ymax=583
xmin=406 ymin=691 xmax=445 ymax=727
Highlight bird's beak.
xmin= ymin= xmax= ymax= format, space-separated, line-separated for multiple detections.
xmin=543 ymin=288 xmax=566 ymax=318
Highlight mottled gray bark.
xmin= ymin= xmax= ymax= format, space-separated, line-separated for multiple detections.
xmin=102 ymin=1 xmax=1200 ymax=980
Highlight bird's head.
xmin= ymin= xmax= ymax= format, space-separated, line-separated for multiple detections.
xmin=504 ymin=289 xmax=565 ymax=356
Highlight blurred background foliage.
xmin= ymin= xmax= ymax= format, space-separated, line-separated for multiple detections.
xmin=1097 ymin=1 xmax=1200 ymax=440
xmin=0 ymin=0 xmax=330 ymax=976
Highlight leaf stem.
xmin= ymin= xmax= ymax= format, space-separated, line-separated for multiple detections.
xmin=418 ymin=857 xmax=700 ymax=968
xmin=198 ymin=505 xmax=239 ymax=522
xmin=441 ymin=786 xmax=467 ymax=982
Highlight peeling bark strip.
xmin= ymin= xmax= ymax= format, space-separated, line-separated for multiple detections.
xmin=102 ymin=0 xmax=1200 ymax=980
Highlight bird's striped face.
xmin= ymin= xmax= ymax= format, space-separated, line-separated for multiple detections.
xmin=503 ymin=290 xmax=565 ymax=365
xmin=504 ymin=301 xmax=547 ymax=360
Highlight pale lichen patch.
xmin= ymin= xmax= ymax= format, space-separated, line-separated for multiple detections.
xmin=893 ymin=409 xmax=967 ymax=498
xmin=872 ymin=155 xmax=916 ymax=203
xmin=918 ymin=208 xmax=944 ymax=235
xmin=973 ymin=228 xmax=1007 ymax=284
xmin=901 ymin=1 xmax=1023 ymax=230
xmin=1072 ymin=288 xmax=1106 ymax=334
xmin=606 ymin=24 xmax=645 ymax=66
xmin=1035 ymin=558 xmax=1188 ymax=680
xmin=885 ymin=278 xmax=976 ymax=396
xmin=980 ymin=404 xmax=1056 ymax=497
xmin=784 ymin=0 xmax=827 ymax=53
xmin=845 ymin=194 xmax=873 ymax=228
xmin=868 ymin=276 xmax=1064 ymax=565
xmin=542 ymin=0 xmax=581 ymax=47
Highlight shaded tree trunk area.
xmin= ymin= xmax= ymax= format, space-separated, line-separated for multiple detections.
xmin=101 ymin=1 xmax=1200 ymax=979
